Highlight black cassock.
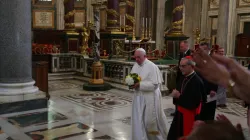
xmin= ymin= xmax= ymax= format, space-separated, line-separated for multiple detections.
xmin=197 ymin=73 xmax=218 ymax=121
xmin=168 ymin=72 xmax=205 ymax=140
xmin=174 ymin=50 xmax=192 ymax=105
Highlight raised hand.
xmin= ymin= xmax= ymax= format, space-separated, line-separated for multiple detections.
xmin=192 ymin=48 xmax=230 ymax=87
xmin=213 ymin=54 xmax=250 ymax=103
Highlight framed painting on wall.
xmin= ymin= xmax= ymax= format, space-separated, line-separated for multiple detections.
xmin=33 ymin=10 xmax=55 ymax=29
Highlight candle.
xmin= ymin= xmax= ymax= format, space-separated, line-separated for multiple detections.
xmin=120 ymin=15 xmax=122 ymax=26
xmin=142 ymin=17 xmax=144 ymax=27
xmin=124 ymin=15 xmax=125 ymax=26
xmin=149 ymin=18 xmax=151 ymax=28
xmin=146 ymin=18 xmax=147 ymax=29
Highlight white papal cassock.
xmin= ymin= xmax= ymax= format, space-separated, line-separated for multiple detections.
xmin=131 ymin=58 xmax=168 ymax=140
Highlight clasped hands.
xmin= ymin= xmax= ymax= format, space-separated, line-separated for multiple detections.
xmin=170 ymin=89 xmax=180 ymax=98
xmin=130 ymin=82 xmax=140 ymax=89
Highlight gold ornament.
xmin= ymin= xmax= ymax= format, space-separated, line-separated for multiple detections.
xmin=172 ymin=25 xmax=182 ymax=30
xmin=172 ymin=19 xmax=183 ymax=26
xmin=172 ymin=5 xmax=184 ymax=13
xmin=107 ymin=20 xmax=118 ymax=25
xmin=193 ymin=28 xmax=201 ymax=44
xmin=106 ymin=9 xmax=119 ymax=17
xmin=125 ymin=14 xmax=135 ymax=23
xmin=64 ymin=10 xmax=76 ymax=20
xmin=126 ymin=0 xmax=135 ymax=7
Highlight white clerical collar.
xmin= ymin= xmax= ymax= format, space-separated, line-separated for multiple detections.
xmin=186 ymin=71 xmax=195 ymax=77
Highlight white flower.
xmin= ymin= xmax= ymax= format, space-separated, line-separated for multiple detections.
xmin=125 ymin=76 xmax=134 ymax=86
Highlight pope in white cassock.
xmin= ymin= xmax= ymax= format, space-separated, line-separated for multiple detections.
xmin=130 ymin=48 xmax=168 ymax=140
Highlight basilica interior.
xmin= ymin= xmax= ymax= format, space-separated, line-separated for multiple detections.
xmin=0 ymin=0 xmax=250 ymax=139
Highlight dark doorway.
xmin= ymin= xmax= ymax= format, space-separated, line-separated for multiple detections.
xmin=244 ymin=22 xmax=250 ymax=36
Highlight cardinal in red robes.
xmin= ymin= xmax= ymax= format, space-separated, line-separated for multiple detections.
xmin=167 ymin=56 xmax=205 ymax=140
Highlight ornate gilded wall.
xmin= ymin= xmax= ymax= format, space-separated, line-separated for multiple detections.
xmin=32 ymin=0 xmax=86 ymax=30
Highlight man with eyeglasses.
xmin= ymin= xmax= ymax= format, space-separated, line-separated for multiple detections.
xmin=168 ymin=56 xmax=205 ymax=140
xmin=172 ymin=41 xmax=191 ymax=116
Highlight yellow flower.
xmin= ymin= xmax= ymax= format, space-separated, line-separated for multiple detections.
xmin=137 ymin=76 xmax=141 ymax=82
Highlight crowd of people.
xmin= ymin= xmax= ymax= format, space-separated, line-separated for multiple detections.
xmin=129 ymin=40 xmax=250 ymax=140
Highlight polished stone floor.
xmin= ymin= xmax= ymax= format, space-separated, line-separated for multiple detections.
xmin=0 ymin=79 xmax=249 ymax=140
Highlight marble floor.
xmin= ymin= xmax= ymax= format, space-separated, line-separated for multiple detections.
xmin=0 ymin=79 xmax=249 ymax=140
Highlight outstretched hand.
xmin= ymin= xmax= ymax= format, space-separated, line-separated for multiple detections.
xmin=192 ymin=48 xmax=230 ymax=87
xmin=212 ymin=54 xmax=250 ymax=103
xmin=193 ymin=48 xmax=250 ymax=103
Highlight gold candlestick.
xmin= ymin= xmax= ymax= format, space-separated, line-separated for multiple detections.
xmin=149 ymin=27 xmax=152 ymax=40
xmin=132 ymin=23 xmax=136 ymax=40
xmin=141 ymin=27 xmax=145 ymax=40
xmin=145 ymin=28 xmax=148 ymax=39
xmin=193 ymin=28 xmax=201 ymax=44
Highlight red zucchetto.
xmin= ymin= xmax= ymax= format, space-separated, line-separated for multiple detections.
xmin=185 ymin=55 xmax=193 ymax=60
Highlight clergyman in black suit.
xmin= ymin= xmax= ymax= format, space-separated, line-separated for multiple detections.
xmin=198 ymin=42 xmax=218 ymax=121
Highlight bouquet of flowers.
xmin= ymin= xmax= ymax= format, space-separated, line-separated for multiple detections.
xmin=125 ymin=73 xmax=141 ymax=89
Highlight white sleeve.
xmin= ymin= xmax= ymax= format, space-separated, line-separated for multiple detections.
xmin=139 ymin=81 xmax=158 ymax=92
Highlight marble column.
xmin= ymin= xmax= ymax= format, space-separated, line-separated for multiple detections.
xmin=64 ymin=0 xmax=75 ymax=29
xmin=217 ymin=0 xmax=229 ymax=52
xmin=200 ymin=0 xmax=209 ymax=38
xmin=167 ymin=0 xmax=185 ymax=36
xmin=0 ymin=0 xmax=38 ymax=95
xmin=86 ymin=0 xmax=94 ymax=23
xmin=99 ymin=3 xmax=107 ymax=31
xmin=57 ymin=0 xmax=65 ymax=30
xmin=135 ymin=0 xmax=141 ymax=36
xmin=183 ymin=0 xmax=202 ymax=47
xmin=125 ymin=0 xmax=135 ymax=35
xmin=226 ymin=0 xmax=237 ymax=56
xmin=92 ymin=2 xmax=101 ymax=39
xmin=155 ymin=0 xmax=165 ymax=49
xmin=106 ymin=0 xmax=120 ymax=31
